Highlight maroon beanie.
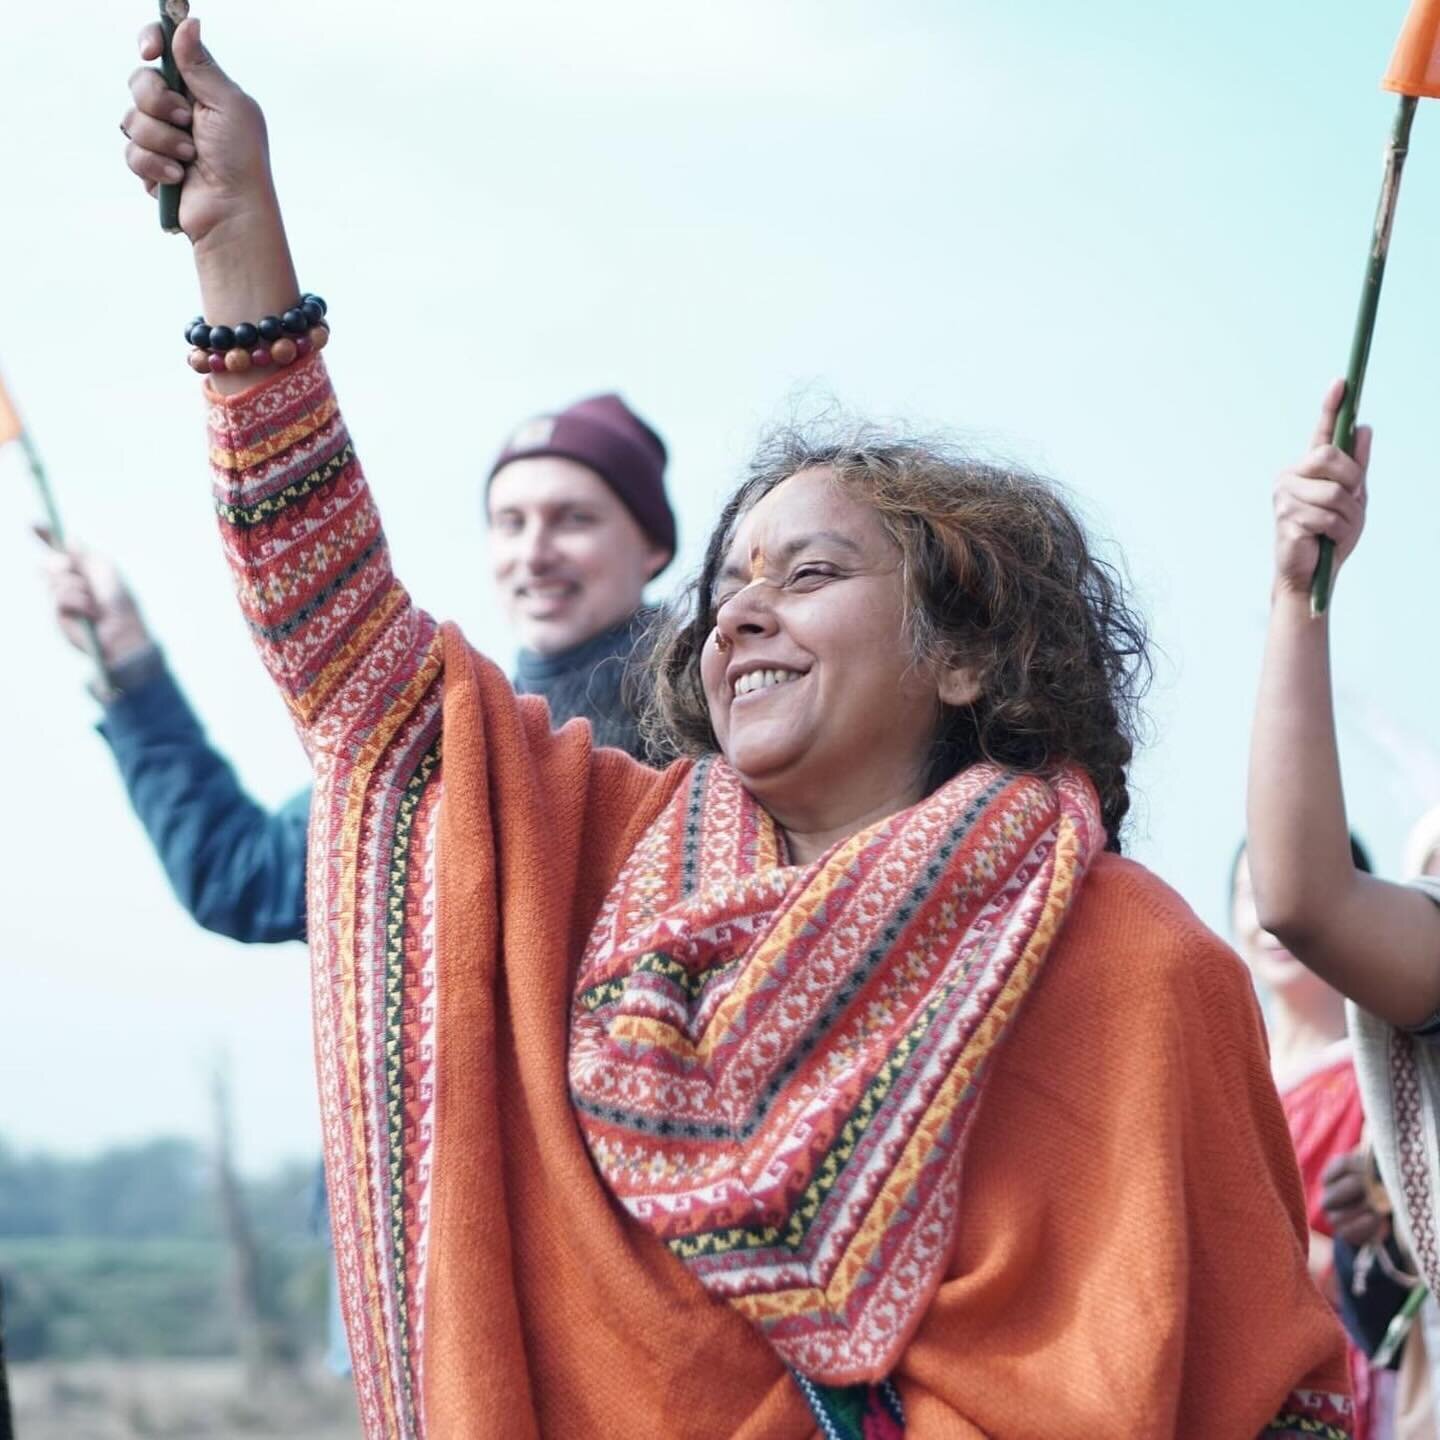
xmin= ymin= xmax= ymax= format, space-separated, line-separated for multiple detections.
xmin=488 ymin=394 xmax=676 ymax=567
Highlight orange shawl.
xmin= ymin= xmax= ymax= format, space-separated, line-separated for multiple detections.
xmin=423 ymin=638 xmax=1349 ymax=1437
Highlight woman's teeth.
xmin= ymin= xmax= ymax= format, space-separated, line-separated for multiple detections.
xmin=734 ymin=668 xmax=802 ymax=698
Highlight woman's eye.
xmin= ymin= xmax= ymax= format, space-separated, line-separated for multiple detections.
xmin=787 ymin=564 xmax=836 ymax=587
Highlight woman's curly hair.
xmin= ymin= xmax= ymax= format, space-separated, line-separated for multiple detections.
xmin=643 ymin=420 xmax=1151 ymax=852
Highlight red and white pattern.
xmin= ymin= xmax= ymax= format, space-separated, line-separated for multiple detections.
xmin=571 ymin=757 xmax=1103 ymax=1382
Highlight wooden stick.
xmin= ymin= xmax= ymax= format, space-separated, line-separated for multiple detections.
xmin=158 ymin=0 xmax=192 ymax=234
xmin=20 ymin=429 xmax=114 ymax=695
xmin=1310 ymin=94 xmax=1419 ymax=615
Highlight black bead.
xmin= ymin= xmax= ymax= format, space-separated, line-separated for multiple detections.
xmin=282 ymin=308 xmax=309 ymax=335
xmin=209 ymin=325 xmax=236 ymax=352
xmin=258 ymin=315 xmax=283 ymax=342
xmin=301 ymin=298 xmax=325 ymax=326
xmin=233 ymin=322 xmax=259 ymax=348
xmin=187 ymin=322 xmax=212 ymax=349
xmin=301 ymin=292 xmax=327 ymax=316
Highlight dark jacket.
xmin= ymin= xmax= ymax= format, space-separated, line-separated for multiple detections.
xmin=100 ymin=649 xmax=310 ymax=943
xmin=98 ymin=612 xmax=661 ymax=943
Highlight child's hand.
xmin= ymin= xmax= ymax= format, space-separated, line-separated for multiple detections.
xmin=1320 ymin=1146 xmax=1390 ymax=1250
xmin=1273 ymin=379 xmax=1370 ymax=600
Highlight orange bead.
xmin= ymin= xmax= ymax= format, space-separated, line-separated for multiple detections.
xmin=271 ymin=337 xmax=298 ymax=366
xmin=308 ymin=324 xmax=330 ymax=352
xmin=188 ymin=347 xmax=212 ymax=374
xmin=224 ymin=346 xmax=252 ymax=373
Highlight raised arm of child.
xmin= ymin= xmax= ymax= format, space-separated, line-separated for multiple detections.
xmin=1247 ymin=379 xmax=1440 ymax=1027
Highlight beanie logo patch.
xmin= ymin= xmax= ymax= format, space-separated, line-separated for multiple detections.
xmin=508 ymin=416 xmax=556 ymax=452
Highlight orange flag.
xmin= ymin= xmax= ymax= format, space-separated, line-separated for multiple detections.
xmin=0 ymin=370 xmax=22 ymax=448
xmin=1385 ymin=0 xmax=1440 ymax=98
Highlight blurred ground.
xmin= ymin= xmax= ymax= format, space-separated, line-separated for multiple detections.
xmin=8 ymin=1359 xmax=361 ymax=1439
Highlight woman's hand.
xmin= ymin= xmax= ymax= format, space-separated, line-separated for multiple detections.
xmin=122 ymin=17 xmax=301 ymax=391
xmin=123 ymin=18 xmax=272 ymax=250
xmin=1272 ymin=380 xmax=1370 ymax=600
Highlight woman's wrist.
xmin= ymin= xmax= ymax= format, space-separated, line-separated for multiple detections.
xmin=1271 ymin=577 xmax=1323 ymax=621
xmin=193 ymin=198 xmax=296 ymax=309
xmin=192 ymin=197 xmax=301 ymax=394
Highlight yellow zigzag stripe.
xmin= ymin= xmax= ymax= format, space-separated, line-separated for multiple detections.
xmin=290 ymin=582 xmax=410 ymax=729
xmin=209 ymin=392 xmax=340 ymax=472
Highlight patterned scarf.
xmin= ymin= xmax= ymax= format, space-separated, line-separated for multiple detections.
xmin=570 ymin=755 xmax=1102 ymax=1386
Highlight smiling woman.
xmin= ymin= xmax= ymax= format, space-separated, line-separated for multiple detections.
xmin=123 ymin=18 xmax=1355 ymax=1440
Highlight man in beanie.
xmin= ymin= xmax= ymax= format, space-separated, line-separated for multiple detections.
xmin=38 ymin=390 xmax=675 ymax=945
xmin=487 ymin=393 xmax=675 ymax=758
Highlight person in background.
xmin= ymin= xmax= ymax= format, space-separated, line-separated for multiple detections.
xmin=1233 ymin=835 xmax=1416 ymax=1438
xmin=1326 ymin=805 xmax=1440 ymax=1440
xmin=1246 ymin=379 xmax=1440 ymax=1024
xmin=39 ymin=392 xmax=676 ymax=943
xmin=487 ymin=394 xmax=675 ymax=758
xmin=1247 ymin=381 xmax=1440 ymax=1435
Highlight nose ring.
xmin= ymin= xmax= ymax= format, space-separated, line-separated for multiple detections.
xmin=713 ymin=631 xmax=731 ymax=653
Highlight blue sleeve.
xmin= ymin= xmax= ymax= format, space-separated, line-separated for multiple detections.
xmin=97 ymin=652 xmax=310 ymax=944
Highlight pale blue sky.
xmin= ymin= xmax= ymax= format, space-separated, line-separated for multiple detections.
xmin=4 ymin=0 xmax=1440 ymax=1169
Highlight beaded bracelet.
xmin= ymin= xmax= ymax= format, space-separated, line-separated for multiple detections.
xmin=185 ymin=293 xmax=331 ymax=375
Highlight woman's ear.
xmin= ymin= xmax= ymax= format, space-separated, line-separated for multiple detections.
xmin=936 ymin=663 xmax=982 ymax=708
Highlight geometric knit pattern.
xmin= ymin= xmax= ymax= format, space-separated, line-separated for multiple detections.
xmin=208 ymin=357 xmax=442 ymax=1440
xmin=571 ymin=754 xmax=1104 ymax=1383
xmin=1262 ymin=1389 xmax=1355 ymax=1439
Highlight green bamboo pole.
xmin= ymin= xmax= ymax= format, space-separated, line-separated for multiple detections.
xmin=1311 ymin=93 xmax=1419 ymax=616
xmin=157 ymin=0 xmax=191 ymax=234
xmin=19 ymin=428 xmax=113 ymax=694
xmin=1372 ymin=1278 xmax=1428 ymax=1368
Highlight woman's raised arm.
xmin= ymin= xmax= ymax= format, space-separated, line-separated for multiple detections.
xmin=1247 ymin=381 xmax=1440 ymax=1026
xmin=121 ymin=21 xmax=439 ymax=758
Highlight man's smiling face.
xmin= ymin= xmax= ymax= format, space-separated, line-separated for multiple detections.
xmin=488 ymin=456 xmax=668 ymax=655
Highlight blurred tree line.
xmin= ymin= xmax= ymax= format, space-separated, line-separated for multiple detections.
xmin=0 ymin=1137 xmax=329 ymax=1362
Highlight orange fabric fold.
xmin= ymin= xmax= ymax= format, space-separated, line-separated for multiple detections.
xmin=1384 ymin=0 xmax=1440 ymax=98
xmin=422 ymin=639 xmax=1349 ymax=1439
